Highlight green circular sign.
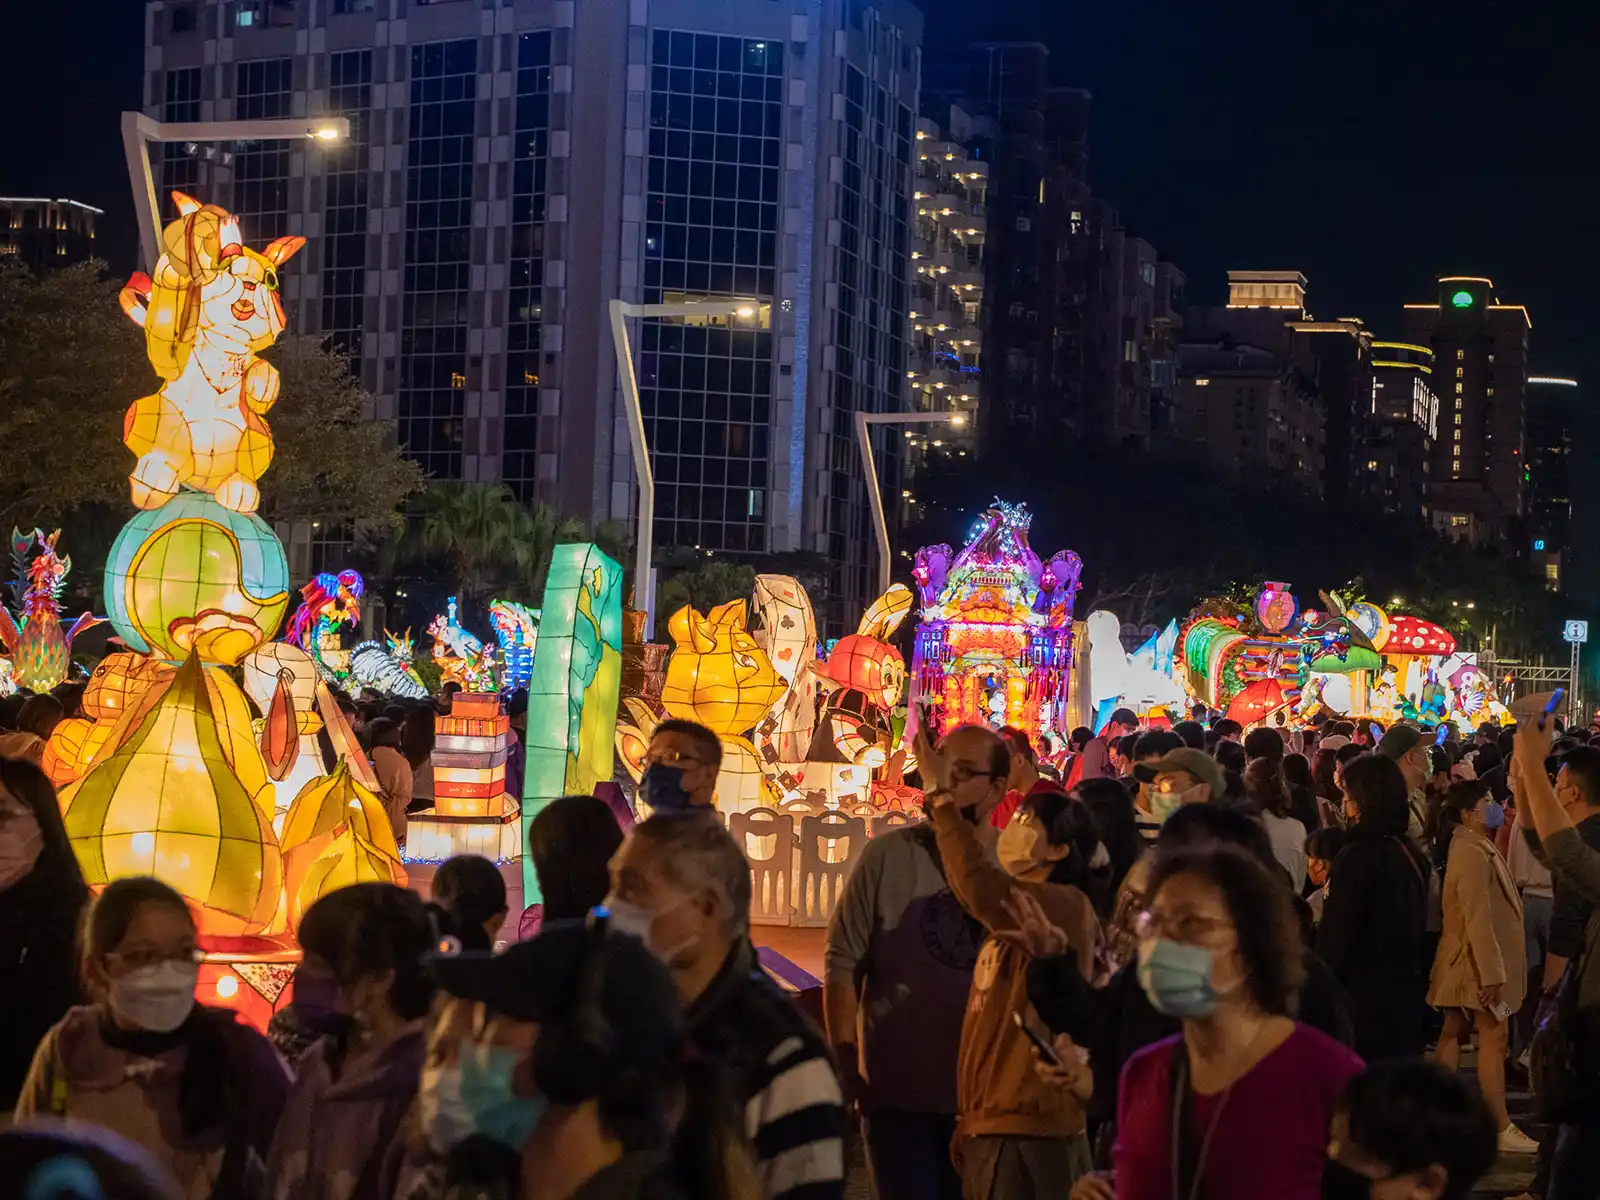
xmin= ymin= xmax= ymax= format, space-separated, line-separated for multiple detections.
xmin=1451 ymin=290 xmax=1474 ymax=308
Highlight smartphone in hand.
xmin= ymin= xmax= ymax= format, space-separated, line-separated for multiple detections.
xmin=1012 ymin=1012 xmax=1062 ymax=1066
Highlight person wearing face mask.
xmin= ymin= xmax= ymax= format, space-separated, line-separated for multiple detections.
xmin=1321 ymin=1060 xmax=1498 ymax=1200
xmin=1376 ymin=725 xmax=1434 ymax=841
xmin=414 ymin=915 xmax=761 ymax=1200
xmin=1316 ymin=753 xmax=1431 ymax=1064
xmin=608 ymin=813 xmax=844 ymax=1200
xmin=1426 ymin=778 xmax=1536 ymax=1154
xmin=636 ymin=720 xmax=722 ymax=813
xmin=0 ymin=756 xmax=89 ymax=1111
xmin=1073 ymin=842 xmax=1363 ymax=1200
xmin=266 ymin=883 xmax=437 ymax=1200
xmin=914 ymin=722 xmax=1101 ymax=1197
xmin=1124 ymin=731 xmax=1184 ymax=847
xmin=14 ymin=876 xmax=289 ymax=1199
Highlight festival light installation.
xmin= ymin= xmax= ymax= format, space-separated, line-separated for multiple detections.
xmin=750 ymin=575 xmax=823 ymax=798
xmin=1177 ymin=585 xmax=1309 ymax=723
xmin=521 ymin=543 xmax=623 ymax=902
xmin=277 ymin=759 xmax=406 ymax=929
xmin=907 ymin=501 xmax=1079 ymax=744
xmin=654 ymin=599 xmax=787 ymax=814
xmin=489 ymin=600 xmax=540 ymax=694
xmin=0 ymin=529 xmax=102 ymax=692
xmin=42 ymin=653 xmax=175 ymax=787
xmin=429 ymin=597 xmax=498 ymax=692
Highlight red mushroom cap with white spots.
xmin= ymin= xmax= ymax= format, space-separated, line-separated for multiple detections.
xmin=1385 ymin=615 xmax=1456 ymax=658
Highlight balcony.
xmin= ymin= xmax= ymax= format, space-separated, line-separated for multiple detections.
xmin=916 ymin=247 xmax=959 ymax=277
xmin=943 ymin=265 xmax=983 ymax=295
xmin=930 ymin=192 xmax=973 ymax=221
xmin=919 ymin=140 xmax=967 ymax=167
xmin=950 ymin=211 xmax=986 ymax=244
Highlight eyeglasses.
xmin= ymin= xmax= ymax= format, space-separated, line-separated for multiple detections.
xmin=107 ymin=947 xmax=204 ymax=971
xmin=950 ymin=764 xmax=1001 ymax=785
xmin=1136 ymin=909 xmax=1233 ymax=944
xmin=645 ymin=749 xmax=707 ymax=769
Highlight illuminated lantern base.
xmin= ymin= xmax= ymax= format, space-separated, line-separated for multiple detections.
xmin=103 ymin=492 xmax=291 ymax=665
xmin=197 ymin=933 xmax=299 ymax=1033
xmin=404 ymin=796 xmax=526 ymax=928
xmin=433 ymin=692 xmax=514 ymax=817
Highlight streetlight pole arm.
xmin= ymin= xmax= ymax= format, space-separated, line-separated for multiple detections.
xmin=122 ymin=113 xmax=163 ymax=274
xmin=608 ymin=299 xmax=657 ymax=633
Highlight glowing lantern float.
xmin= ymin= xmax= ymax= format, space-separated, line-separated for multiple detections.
xmin=60 ymin=652 xmax=283 ymax=936
xmin=277 ymin=759 xmax=405 ymax=930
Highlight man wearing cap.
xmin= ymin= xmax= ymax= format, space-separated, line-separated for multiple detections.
xmin=427 ymin=921 xmax=731 ymax=1200
xmin=1376 ymin=724 xmax=1432 ymax=839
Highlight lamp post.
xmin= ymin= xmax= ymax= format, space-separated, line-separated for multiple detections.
xmin=855 ymin=410 xmax=968 ymax=596
xmin=121 ymin=111 xmax=350 ymax=271
xmin=607 ymin=297 xmax=763 ymax=635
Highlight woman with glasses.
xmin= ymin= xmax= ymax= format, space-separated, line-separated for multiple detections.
xmin=1076 ymin=841 xmax=1362 ymax=1200
xmin=13 ymin=876 xmax=289 ymax=1199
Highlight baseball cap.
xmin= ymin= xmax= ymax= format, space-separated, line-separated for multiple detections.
xmin=431 ymin=917 xmax=683 ymax=1074
xmin=1132 ymin=747 xmax=1227 ymax=801
xmin=1376 ymin=726 xmax=1424 ymax=762
xmin=1318 ymin=734 xmax=1351 ymax=751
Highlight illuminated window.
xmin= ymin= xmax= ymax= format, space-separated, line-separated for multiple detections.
xmin=1454 ymin=430 xmax=1461 ymax=441
xmin=1487 ymin=387 xmax=1494 ymax=396
xmin=1455 ymin=398 xmax=1462 ymax=410
xmin=1456 ymin=350 xmax=1465 ymax=360
xmin=1456 ymin=383 xmax=1463 ymax=394
xmin=1451 ymin=515 xmax=1469 ymax=526
xmin=1194 ymin=378 xmax=1211 ymax=387
xmin=1456 ymin=367 xmax=1464 ymax=378
xmin=1454 ymin=414 xmax=1462 ymax=425
xmin=1547 ymin=562 xmax=1561 ymax=583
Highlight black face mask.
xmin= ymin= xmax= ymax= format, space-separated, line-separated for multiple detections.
xmin=640 ymin=761 xmax=694 ymax=811
xmin=1320 ymin=1159 xmax=1374 ymax=1200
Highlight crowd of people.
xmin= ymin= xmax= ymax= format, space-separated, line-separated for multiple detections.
xmin=3 ymin=675 xmax=1599 ymax=1200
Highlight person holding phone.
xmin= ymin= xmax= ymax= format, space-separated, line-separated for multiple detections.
xmin=1427 ymin=777 xmax=1536 ymax=1154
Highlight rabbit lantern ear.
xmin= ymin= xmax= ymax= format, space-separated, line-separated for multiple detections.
xmin=859 ymin=583 xmax=913 ymax=640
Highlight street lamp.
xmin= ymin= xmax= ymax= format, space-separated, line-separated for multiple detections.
xmin=857 ymin=409 xmax=969 ymax=595
xmin=607 ymin=297 xmax=763 ymax=633
xmin=121 ymin=111 xmax=350 ymax=271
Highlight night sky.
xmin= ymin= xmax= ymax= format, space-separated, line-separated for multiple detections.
xmin=6 ymin=0 xmax=1598 ymax=588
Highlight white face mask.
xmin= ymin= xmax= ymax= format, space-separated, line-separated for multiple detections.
xmin=998 ymin=821 xmax=1047 ymax=878
xmin=418 ymin=1063 xmax=474 ymax=1153
xmin=108 ymin=960 xmax=199 ymax=1033
xmin=605 ymin=894 xmax=699 ymax=966
xmin=0 ymin=808 xmax=42 ymax=891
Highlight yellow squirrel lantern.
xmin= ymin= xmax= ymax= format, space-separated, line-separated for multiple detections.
xmin=118 ymin=192 xmax=306 ymax=515
xmin=656 ymin=599 xmax=788 ymax=815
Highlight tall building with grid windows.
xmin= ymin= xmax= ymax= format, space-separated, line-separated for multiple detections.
xmin=140 ymin=0 xmax=920 ymax=629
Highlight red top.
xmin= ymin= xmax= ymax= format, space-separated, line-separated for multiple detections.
xmin=989 ymin=778 xmax=1067 ymax=828
xmin=1113 ymin=1024 xmax=1362 ymax=1200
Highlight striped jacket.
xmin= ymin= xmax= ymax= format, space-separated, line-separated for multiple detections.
xmin=686 ymin=941 xmax=846 ymax=1200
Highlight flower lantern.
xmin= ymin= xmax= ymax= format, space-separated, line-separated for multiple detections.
xmin=60 ymin=651 xmax=283 ymax=936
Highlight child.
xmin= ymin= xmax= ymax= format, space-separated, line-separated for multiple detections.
xmin=1304 ymin=826 xmax=1347 ymax=924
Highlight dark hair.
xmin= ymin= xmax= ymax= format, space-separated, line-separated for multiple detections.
xmin=298 ymin=883 xmax=436 ymax=1020
xmin=1212 ymin=718 xmax=1243 ymax=739
xmin=0 ymin=1124 xmax=179 ymax=1200
xmin=1132 ymin=729 xmax=1182 ymax=761
xmin=1156 ymin=801 xmax=1279 ymax=875
xmin=401 ymin=707 xmax=436 ymax=770
xmin=1147 ymin=842 xmax=1305 ymax=1014
xmin=1559 ymin=745 xmax=1600 ymax=805
xmin=364 ymin=716 xmax=402 ymax=750
xmin=1428 ymin=778 xmax=1490 ymax=851
xmin=1282 ymin=752 xmax=1311 ymax=790
xmin=1242 ymin=727 xmax=1284 ymax=762
xmin=999 ymin=725 xmax=1035 ymax=765
xmin=1214 ymin=740 xmax=1246 ymax=775
xmin=1072 ymin=777 xmax=1142 ymax=902
xmin=1340 ymin=753 xmax=1412 ymax=836
xmin=1311 ymin=747 xmax=1340 ymax=801
xmin=1068 ymin=726 xmax=1093 ymax=751
xmin=1202 ymin=730 xmax=1221 ymax=754
xmin=432 ymin=854 xmax=508 ymax=947
xmin=1335 ymin=741 xmax=1365 ymax=768
xmin=51 ymin=681 xmax=87 ymax=720
xmin=1305 ymin=827 xmax=1348 ymax=863
xmin=1243 ymin=757 xmax=1292 ymax=820
xmin=0 ymin=756 xmax=86 ymax=896
xmin=1110 ymin=707 xmax=1138 ymax=729
xmin=0 ymin=693 xmax=26 ymax=731
xmin=1019 ymin=787 xmax=1101 ymax=890
xmin=16 ymin=693 xmax=64 ymax=740
xmin=1338 ymin=1060 xmax=1498 ymax=1200
xmin=83 ymin=877 xmax=193 ymax=965
xmin=1171 ymin=720 xmax=1206 ymax=750
xmin=652 ymin=718 xmax=724 ymax=771
xmin=528 ymin=795 xmax=624 ymax=923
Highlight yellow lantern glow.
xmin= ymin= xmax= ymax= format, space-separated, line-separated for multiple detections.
xmin=118 ymin=193 xmax=304 ymax=515
xmin=277 ymin=759 xmax=404 ymax=928
xmin=661 ymin=600 xmax=788 ymax=734
xmin=60 ymin=652 xmax=283 ymax=936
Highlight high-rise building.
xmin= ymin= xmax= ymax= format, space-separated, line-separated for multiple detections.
xmin=1402 ymin=276 xmax=1530 ymax=547
xmin=1366 ymin=341 xmax=1438 ymax=524
xmin=141 ymin=0 xmax=921 ymax=631
xmin=1527 ymin=375 xmax=1578 ymax=592
xmin=1110 ymin=236 xmax=1184 ymax=449
xmin=0 ymin=197 xmax=102 ymax=268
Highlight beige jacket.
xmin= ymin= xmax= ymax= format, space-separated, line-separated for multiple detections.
xmin=1428 ymin=825 xmax=1526 ymax=1012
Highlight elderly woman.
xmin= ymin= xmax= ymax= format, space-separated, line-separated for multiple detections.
xmin=1427 ymin=779 xmax=1535 ymax=1155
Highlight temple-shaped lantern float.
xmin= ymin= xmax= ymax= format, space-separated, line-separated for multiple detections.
xmin=1178 ymin=583 xmax=1309 ymax=724
xmin=907 ymin=501 xmax=1080 ymax=743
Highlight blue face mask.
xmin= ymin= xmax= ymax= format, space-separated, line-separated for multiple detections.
xmin=1482 ymin=800 xmax=1505 ymax=832
xmin=639 ymin=761 xmax=694 ymax=811
xmin=458 ymin=1042 xmax=547 ymax=1150
xmin=1137 ymin=937 xmax=1223 ymax=1018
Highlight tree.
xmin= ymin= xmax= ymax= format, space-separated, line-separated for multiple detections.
xmin=0 ymin=259 xmax=422 ymax=533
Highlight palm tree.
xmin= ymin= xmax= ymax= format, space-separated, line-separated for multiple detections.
xmin=511 ymin=501 xmax=588 ymax=600
xmin=407 ymin=482 xmax=528 ymax=603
